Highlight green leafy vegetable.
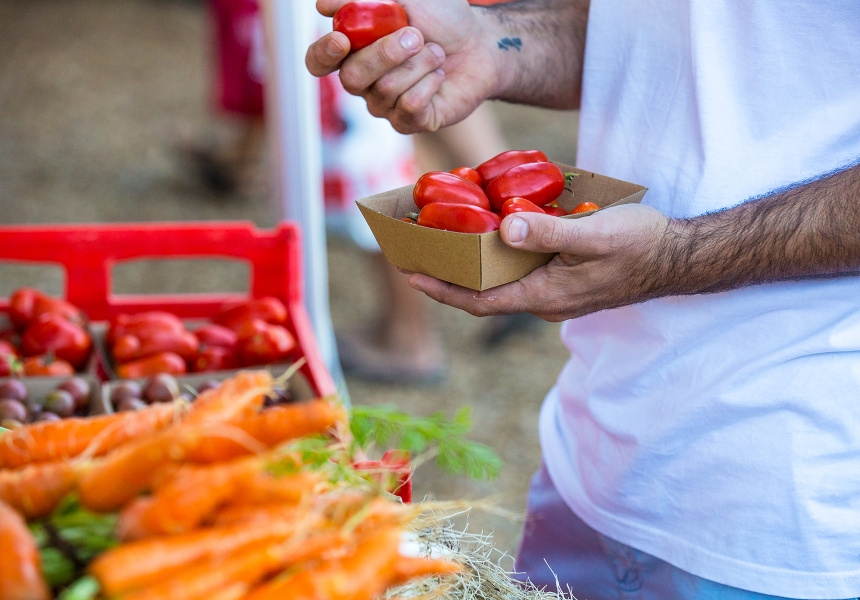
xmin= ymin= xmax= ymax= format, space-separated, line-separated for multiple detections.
xmin=349 ymin=404 xmax=502 ymax=481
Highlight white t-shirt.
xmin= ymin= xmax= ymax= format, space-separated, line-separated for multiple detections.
xmin=541 ymin=1 xmax=860 ymax=597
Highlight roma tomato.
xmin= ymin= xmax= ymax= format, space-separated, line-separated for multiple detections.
xmin=501 ymin=197 xmax=545 ymax=217
xmin=475 ymin=149 xmax=548 ymax=185
xmin=20 ymin=313 xmax=92 ymax=371
xmin=22 ymin=355 xmax=76 ymax=377
xmin=116 ymin=351 xmax=187 ymax=379
xmin=214 ymin=297 xmax=288 ymax=332
xmin=570 ymin=201 xmax=600 ymax=214
xmin=192 ymin=345 xmax=238 ymax=373
xmin=485 ymin=161 xmax=566 ymax=211
xmin=449 ymin=166 xmax=483 ymax=187
xmin=112 ymin=330 xmax=199 ymax=364
xmin=413 ymin=171 xmax=491 ymax=211
xmin=333 ymin=0 xmax=409 ymax=52
xmin=236 ymin=321 xmax=296 ymax=367
xmin=8 ymin=288 xmax=39 ymax=330
xmin=31 ymin=295 xmax=85 ymax=327
xmin=193 ymin=323 xmax=238 ymax=350
xmin=416 ymin=202 xmax=502 ymax=234
xmin=543 ymin=205 xmax=569 ymax=217
xmin=107 ymin=311 xmax=185 ymax=346
xmin=0 ymin=341 xmax=21 ymax=377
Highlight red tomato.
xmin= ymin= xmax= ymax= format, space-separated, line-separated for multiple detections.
xmin=485 ymin=161 xmax=566 ymax=211
xmin=333 ymin=0 xmax=409 ymax=52
xmin=8 ymin=288 xmax=39 ymax=331
xmin=20 ymin=313 xmax=92 ymax=371
xmin=31 ymin=295 xmax=85 ymax=327
xmin=193 ymin=323 xmax=238 ymax=350
xmin=0 ymin=341 xmax=21 ymax=377
xmin=475 ymin=149 xmax=548 ymax=185
xmin=543 ymin=205 xmax=569 ymax=217
xmin=413 ymin=171 xmax=491 ymax=211
xmin=236 ymin=322 xmax=297 ymax=367
xmin=416 ymin=203 xmax=502 ymax=234
xmin=501 ymin=197 xmax=546 ymax=217
xmin=569 ymin=201 xmax=600 ymax=214
xmin=112 ymin=330 xmax=199 ymax=364
xmin=107 ymin=311 xmax=186 ymax=346
xmin=192 ymin=345 xmax=238 ymax=373
xmin=22 ymin=355 xmax=75 ymax=377
xmin=116 ymin=351 xmax=187 ymax=379
xmin=449 ymin=166 xmax=483 ymax=187
xmin=214 ymin=297 xmax=288 ymax=332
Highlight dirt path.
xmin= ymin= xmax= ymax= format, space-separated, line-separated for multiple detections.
xmin=0 ymin=0 xmax=578 ymax=556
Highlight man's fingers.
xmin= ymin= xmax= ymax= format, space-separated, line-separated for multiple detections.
xmin=407 ymin=273 xmax=528 ymax=317
xmin=305 ymin=32 xmax=351 ymax=77
xmin=337 ymin=27 xmax=426 ymax=95
xmin=501 ymin=213 xmax=586 ymax=255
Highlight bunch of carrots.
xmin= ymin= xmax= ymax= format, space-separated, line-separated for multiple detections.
xmin=0 ymin=369 xmax=462 ymax=600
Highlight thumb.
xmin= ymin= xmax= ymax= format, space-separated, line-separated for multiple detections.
xmin=500 ymin=213 xmax=582 ymax=254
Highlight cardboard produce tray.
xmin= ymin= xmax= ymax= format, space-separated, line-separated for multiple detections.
xmin=0 ymin=221 xmax=335 ymax=398
xmin=358 ymin=162 xmax=648 ymax=290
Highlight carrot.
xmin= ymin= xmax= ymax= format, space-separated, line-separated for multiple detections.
xmin=185 ymin=398 xmax=348 ymax=463
xmin=91 ymin=516 xmax=329 ymax=596
xmin=0 ymin=401 xmax=179 ymax=469
xmin=0 ymin=499 xmax=51 ymax=600
xmin=241 ymin=526 xmax=404 ymax=600
xmin=208 ymin=501 xmax=301 ymax=527
xmin=224 ymin=470 xmax=326 ymax=507
xmin=390 ymin=554 xmax=462 ymax=585
xmin=115 ymin=529 xmax=351 ymax=600
xmin=0 ymin=460 xmax=81 ymax=520
xmin=183 ymin=369 xmax=273 ymax=425
xmin=113 ymin=496 xmax=162 ymax=542
xmin=116 ymin=455 xmax=264 ymax=537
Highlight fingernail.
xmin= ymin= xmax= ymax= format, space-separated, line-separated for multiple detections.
xmin=400 ymin=30 xmax=420 ymax=51
xmin=508 ymin=217 xmax=528 ymax=243
xmin=326 ymin=38 xmax=342 ymax=58
xmin=428 ymin=43 xmax=445 ymax=60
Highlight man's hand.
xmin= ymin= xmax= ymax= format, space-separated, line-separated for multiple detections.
xmin=306 ymin=0 xmax=499 ymax=133
xmin=407 ymin=205 xmax=673 ymax=321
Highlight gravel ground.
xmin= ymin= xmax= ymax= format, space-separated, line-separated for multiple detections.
xmin=0 ymin=0 xmax=578 ymax=557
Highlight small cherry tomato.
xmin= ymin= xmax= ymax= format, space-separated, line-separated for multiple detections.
xmin=569 ymin=201 xmax=600 ymax=214
xmin=214 ymin=297 xmax=289 ymax=332
xmin=485 ymin=161 xmax=566 ymax=211
xmin=475 ymin=149 xmax=548 ymax=185
xmin=413 ymin=171 xmax=491 ymax=211
xmin=22 ymin=355 xmax=76 ymax=377
xmin=501 ymin=197 xmax=545 ymax=217
xmin=449 ymin=166 xmax=483 ymax=187
xmin=193 ymin=323 xmax=238 ymax=350
xmin=116 ymin=351 xmax=187 ymax=379
xmin=107 ymin=311 xmax=186 ymax=346
xmin=236 ymin=321 xmax=297 ymax=367
xmin=416 ymin=202 xmax=502 ymax=234
xmin=333 ymin=0 xmax=409 ymax=52
xmin=20 ymin=313 xmax=92 ymax=371
xmin=543 ymin=205 xmax=569 ymax=217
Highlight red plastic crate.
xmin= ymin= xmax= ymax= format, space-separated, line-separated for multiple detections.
xmin=0 ymin=221 xmax=335 ymax=398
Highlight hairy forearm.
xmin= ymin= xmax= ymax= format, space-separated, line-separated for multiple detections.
xmin=658 ymin=161 xmax=860 ymax=296
xmin=477 ymin=0 xmax=589 ymax=110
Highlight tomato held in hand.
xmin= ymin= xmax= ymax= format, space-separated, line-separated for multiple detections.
xmin=413 ymin=171 xmax=491 ymax=211
xmin=569 ymin=201 xmax=600 ymax=214
xmin=475 ymin=149 xmax=548 ymax=185
xmin=416 ymin=202 xmax=502 ymax=234
xmin=333 ymin=0 xmax=409 ymax=52
xmin=501 ymin=197 xmax=546 ymax=217
xmin=485 ymin=161 xmax=566 ymax=211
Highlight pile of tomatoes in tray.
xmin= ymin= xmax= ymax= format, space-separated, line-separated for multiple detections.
xmin=404 ymin=149 xmax=600 ymax=234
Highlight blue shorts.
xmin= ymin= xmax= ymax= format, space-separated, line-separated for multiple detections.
xmin=514 ymin=463 xmax=858 ymax=600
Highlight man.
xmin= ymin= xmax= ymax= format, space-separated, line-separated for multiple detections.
xmin=306 ymin=1 xmax=860 ymax=598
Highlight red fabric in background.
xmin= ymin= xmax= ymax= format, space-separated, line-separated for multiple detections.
xmin=209 ymin=0 xmax=265 ymax=116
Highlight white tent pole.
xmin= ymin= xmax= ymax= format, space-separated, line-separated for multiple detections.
xmin=261 ymin=0 xmax=346 ymax=397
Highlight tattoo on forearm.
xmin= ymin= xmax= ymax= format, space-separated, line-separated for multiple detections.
xmin=497 ymin=37 xmax=523 ymax=51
